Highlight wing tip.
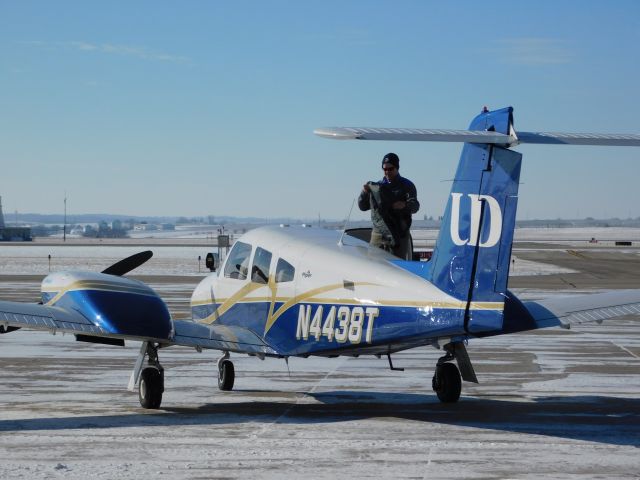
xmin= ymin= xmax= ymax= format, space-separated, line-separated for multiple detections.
xmin=314 ymin=128 xmax=360 ymax=140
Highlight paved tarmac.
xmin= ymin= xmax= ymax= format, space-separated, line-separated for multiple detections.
xmin=0 ymin=247 xmax=638 ymax=479
xmin=510 ymin=248 xmax=640 ymax=290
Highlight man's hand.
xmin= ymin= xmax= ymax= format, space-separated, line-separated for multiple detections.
xmin=362 ymin=183 xmax=371 ymax=193
xmin=392 ymin=200 xmax=406 ymax=210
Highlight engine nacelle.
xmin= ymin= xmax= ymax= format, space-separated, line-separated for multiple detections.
xmin=41 ymin=271 xmax=173 ymax=340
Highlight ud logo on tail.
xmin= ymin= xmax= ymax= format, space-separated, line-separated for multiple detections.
xmin=450 ymin=193 xmax=502 ymax=248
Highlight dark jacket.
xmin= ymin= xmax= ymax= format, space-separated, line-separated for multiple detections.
xmin=358 ymin=175 xmax=419 ymax=244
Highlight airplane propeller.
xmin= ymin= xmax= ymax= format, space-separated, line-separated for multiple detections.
xmin=101 ymin=250 xmax=153 ymax=276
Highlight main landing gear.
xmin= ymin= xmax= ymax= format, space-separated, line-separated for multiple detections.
xmin=431 ymin=342 xmax=478 ymax=403
xmin=130 ymin=346 xmax=237 ymax=409
xmin=432 ymin=361 xmax=461 ymax=403
xmin=217 ymin=351 xmax=235 ymax=391
xmin=130 ymin=342 xmax=165 ymax=409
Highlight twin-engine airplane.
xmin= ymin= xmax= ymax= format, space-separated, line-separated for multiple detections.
xmin=2 ymin=106 xmax=640 ymax=409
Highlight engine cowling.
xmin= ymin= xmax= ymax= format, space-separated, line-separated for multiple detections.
xmin=41 ymin=271 xmax=172 ymax=340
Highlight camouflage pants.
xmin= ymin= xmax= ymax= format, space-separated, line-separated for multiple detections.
xmin=370 ymin=230 xmax=411 ymax=260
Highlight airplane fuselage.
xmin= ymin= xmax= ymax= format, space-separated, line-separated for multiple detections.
xmin=190 ymin=226 xmax=500 ymax=357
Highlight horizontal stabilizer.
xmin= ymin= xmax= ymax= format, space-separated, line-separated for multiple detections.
xmin=523 ymin=289 xmax=640 ymax=330
xmin=314 ymin=127 xmax=517 ymax=144
xmin=315 ymin=127 xmax=640 ymax=147
xmin=517 ymin=131 xmax=640 ymax=147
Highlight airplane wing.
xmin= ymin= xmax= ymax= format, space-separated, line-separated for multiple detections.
xmin=1 ymin=300 xmax=119 ymax=337
xmin=314 ymin=127 xmax=640 ymax=147
xmin=0 ymin=299 xmax=277 ymax=356
xmin=171 ymin=319 xmax=278 ymax=356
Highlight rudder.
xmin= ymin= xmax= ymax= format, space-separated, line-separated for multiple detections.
xmin=427 ymin=107 xmax=522 ymax=333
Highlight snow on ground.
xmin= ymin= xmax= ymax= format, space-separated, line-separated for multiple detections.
xmin=0 ymin=240 xmax=639 ymax=478
xmin=0 ymin=316 xmax=638 ymax=479
xmin=514 ymin=226 xmax=640 ymax=242
xmin=0 ymin=234 xmax=593 ymax=277
xmin=1 ymin=226 xmax=637 ymax=277
xmin=412 ymin=226 xmax=640 ymax=247
xmin=509 ymin=256 xmax=577 ymax=276
xmin=0 ymin=245 xmax=212 ymax=276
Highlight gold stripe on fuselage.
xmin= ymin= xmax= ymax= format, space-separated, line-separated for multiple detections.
xmin=263 ymin=282 xmax=381 ymax=334
xmin=194 ymin=278 xmax=504 ymax=335
xmin=199 ymin=281 xmax=267 ymax=324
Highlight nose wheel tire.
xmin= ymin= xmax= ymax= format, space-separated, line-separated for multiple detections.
xmin=432 ymin=362 xmax=461 ymax=403
xmin=139 ymin=367 xmax=164 ymax=409
xmin=218 ymin=359 xmax=235 ymax=391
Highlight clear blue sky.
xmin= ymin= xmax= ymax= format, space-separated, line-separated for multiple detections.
xmin=1 ymin=1 xmax=639 ymax=221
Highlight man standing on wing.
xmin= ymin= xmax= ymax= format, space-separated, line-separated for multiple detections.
xmin=358 ymin=152 xmax=420 ymax=260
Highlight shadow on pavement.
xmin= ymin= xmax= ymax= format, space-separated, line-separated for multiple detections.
xmin=1 ymin=391 xmax=638 ymax=447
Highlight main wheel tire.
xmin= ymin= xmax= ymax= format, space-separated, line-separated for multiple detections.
xmin=432 ymin=362 xmax=461 ymax=403
xmin=218 ymin=359 xmax=235 ymax=391
xmin=139 ymin=367 xmax=164 ymax=409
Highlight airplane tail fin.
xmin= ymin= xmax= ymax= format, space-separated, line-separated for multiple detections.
xmin=315 ymin=105 xmax=639 ymax=333
xmin=425 ymin=107 xmax=521 ymax=333
xmin=315 ymin=107 xmax=640 ymax=333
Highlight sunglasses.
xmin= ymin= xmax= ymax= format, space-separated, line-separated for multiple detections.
xmin=382 ymin=166 xmax=396 ymax=172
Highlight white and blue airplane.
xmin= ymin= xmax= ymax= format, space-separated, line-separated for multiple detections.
xmin=1 ymin=106 xmax=640 ymax=409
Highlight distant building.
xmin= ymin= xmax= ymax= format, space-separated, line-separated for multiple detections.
xmin=0 ymin=227 xmax=32 ymax=241
xmin=0 ymin=196 xmax=32 ymax=241
xmin=134 ymin=223 xmax=158 ymax=231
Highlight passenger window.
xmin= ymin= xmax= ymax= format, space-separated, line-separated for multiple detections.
xmin=251 ymin=247 xmax=272 ymax=284
xmin=275 ymin=258 xmax=295 ymax=283
xmin=224 ymin=241 xmax=252 ymax=280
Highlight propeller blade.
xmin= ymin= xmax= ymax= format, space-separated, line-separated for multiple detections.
xmin=101 ymin=250 xmax=153 ymax=276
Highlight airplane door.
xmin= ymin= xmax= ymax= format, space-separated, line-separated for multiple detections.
xmin=261 ymin=246 xmax=300 ymax=346
xmin=207 ymin=240 xmax=254 ymax=324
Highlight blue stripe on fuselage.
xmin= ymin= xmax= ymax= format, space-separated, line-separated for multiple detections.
xmin=192 ymin=300 xmax=499 ymax=356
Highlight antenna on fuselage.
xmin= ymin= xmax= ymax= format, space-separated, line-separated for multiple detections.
xmin=338 ymin=197 xmax=357 ymax=246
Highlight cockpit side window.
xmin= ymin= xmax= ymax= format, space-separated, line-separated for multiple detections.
xmin=275 ymin=258 xmax=295 ymax=283
xmin=224 ymin=241 xmax=252 ymax=280
xmin=251 ymin=247 xmax=272 ymax=284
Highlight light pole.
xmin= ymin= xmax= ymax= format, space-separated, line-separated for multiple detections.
xmin=63 ymin=193 xmax=67 ymax=242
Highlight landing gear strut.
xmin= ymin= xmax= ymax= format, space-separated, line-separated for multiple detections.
xmin=217 ymin=351 xmax=235 ymax=391
xmin=130 ymin=342 xmax=164 ymax=409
